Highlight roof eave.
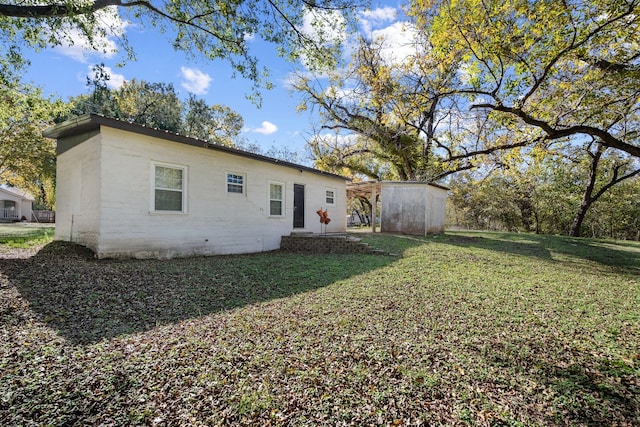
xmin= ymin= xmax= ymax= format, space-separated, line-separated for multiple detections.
xmin=43 ymin=114 xmax=348 ymax=181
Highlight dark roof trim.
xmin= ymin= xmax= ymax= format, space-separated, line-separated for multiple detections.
xmin=43 ymin=114 xmax=348 ymax=181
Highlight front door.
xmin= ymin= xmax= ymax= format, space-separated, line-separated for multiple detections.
xmin=293 ymin=184 xmax=305 ymax=228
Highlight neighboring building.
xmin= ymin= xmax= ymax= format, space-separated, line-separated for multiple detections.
xmin=43 ymin=114 xmax=347 ymax=258
xmin=0 ymin=186 xmax=34 ymax=222
xmin=381 ymin=181 xmax=448 ymax=235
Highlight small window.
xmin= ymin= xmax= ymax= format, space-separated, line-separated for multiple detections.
xmin=325 ymin=189 xmax=336 ymax=205
xmin=227 ymin=172 xmax=245 ymax=194
xmin=269 ymin=182 xmax=284 ymax=216
xmin=153 ymin=163 xmax=186 ymax=212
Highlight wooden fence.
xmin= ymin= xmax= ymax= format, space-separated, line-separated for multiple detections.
xmin=32 ymin=210 xmax=55 ymax=223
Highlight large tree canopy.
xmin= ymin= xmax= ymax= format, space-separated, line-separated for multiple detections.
xmin=409 ymin=0 xmax=640 ymax=236
xmin=296 ymin=36 xmax=458 ymax=181
xmin=295 ymin=0 xmax=640 ymax=238
xmin=412 ymin=0 xmax=640 ymax=160
xmin=0 ymin=0 xmax=363 ymax=97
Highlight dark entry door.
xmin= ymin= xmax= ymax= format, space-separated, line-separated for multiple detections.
xmin=293 ymin=184 xmax=305 ymax=228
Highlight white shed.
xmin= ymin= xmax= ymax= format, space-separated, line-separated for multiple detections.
xmin=347 ymin=181 xmax=448 ymax=235
xmin=381 ymin=181 xmax=448 ymax=235
xmin=0 ymin=186 xmax=34 ymax=222
xmin=44 ymin=114 xmax=347 ymax=258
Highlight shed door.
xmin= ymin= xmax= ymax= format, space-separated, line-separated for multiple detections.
xmin=293 ymin=184 xmax=305 ymax=228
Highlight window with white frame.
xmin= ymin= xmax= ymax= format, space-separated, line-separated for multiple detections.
xmin=226 ymin=172 xmax=245 ymax=194
xmin=153 ymin=163 xmax=186 ymax=212
xmin=325 ymin=188 xmax=336 ymax=205
xmin=269 ymin=182 xmax=284 ymax=216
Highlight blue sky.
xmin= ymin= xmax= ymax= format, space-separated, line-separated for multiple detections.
xmin=22 ymin=1 xmax=411 ymax=162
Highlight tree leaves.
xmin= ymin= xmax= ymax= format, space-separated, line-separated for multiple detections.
xmin=415 ymin=0 xmax=640 ymax=158
xmin=64 ymin=77 xmax=245 ymax=146
xmin=0 ymin=82 xmax=67 ymax=206
xmin=0 ymin=0 xmax=365 ymax=99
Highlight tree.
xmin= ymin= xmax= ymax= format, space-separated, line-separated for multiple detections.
xmin=115 ymin=80 xmax=183 ymax=132
xmin=447 ymin=145 xmax=640 ymax=239
xmin=565 ymin=141 xmax=640 ymax=236
xmin=411 ymin=0 xmax=640 ymax=159
xmin=64 ymin=77 xmax=246 ymax=146
xmin=0 ymin=82 xmax=68 ymax=207
xmin=67 ymin=63 xmax=121 ymax=119
xmin=405 ymin=0 xmax=640 ymax=236
xmin=183 ymin=95 xmax=243 ymax=146
xmin=296 ymin=36 xmax=458 ymax=181
xmin=64 ymin=78 xmax=183 ymax=131
xmin=0 ymin=0 xmax=364 ymax=99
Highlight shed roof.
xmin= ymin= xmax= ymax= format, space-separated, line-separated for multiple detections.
xmin=43 ymin=114 xmax=348 ymax=181
xmin=346 ymin=180 xmax=449 ymax=199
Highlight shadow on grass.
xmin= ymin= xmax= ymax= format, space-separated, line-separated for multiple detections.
xmin=0 ymin=241 xmax=411 ymax=345
xmin=437 ymin=231 xmax=640 ymax=274
xmin=474 ymin=335 xmax=639 ymax=425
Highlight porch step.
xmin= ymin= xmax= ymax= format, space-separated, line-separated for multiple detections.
xmin=279 ymin=233 xmax=390 ymax=255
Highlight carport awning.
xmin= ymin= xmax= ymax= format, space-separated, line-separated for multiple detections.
xmin=346 ymin=181 xmax=381 ymax=199
xmin=346 ymin=181 xmax=381 ymax=233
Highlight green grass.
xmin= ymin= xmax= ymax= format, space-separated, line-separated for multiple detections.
xmin=0 ymin=224 xmax=54 ymax=247
xmin=0 ymin=231 xmax=638 ymax=425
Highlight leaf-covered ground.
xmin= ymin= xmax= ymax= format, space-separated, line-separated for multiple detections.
xmin=1 ymin=231 xmax=638 ymax=426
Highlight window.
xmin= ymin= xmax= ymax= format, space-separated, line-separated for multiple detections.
xmin=325 ymin=189 xmax=336 ymax=205
xmin=269 ymin=182 xmax=284 ymax=216
xmin=153 ymin=163 xmax=186 ymax=212
xmin=227 ymin=172 xmax=245 ymax=194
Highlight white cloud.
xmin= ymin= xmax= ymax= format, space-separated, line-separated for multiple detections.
xmin=370 ymin=21 xmax=419 ymax=65
xmin=180 ymin=67 xmax=212 ymax=95
xmin=106 ymin=70 xmax=126 ymax=89
xmin=297 ymin=7 xmax=348 ymax=71
xmin=301 ymin=8 xmax=346 ymax=44
xmin=359 ymin=7 xmax=398 ymax=34
xmin=85 ymin=65 xmax=126 ymax=89
xmin=252 ymin=121 xmax=278 ymax=135
xmin=54 ymin=7 xmax=129 ymax=62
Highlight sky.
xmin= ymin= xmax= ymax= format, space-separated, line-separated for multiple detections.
xmin=21 ymin=0 xmax=413 ymax=164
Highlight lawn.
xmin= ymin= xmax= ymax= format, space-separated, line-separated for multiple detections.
xmin=0 ymin=231 xmax=638 ymax=425
xmin=0 ymin=224 xmax=54 ymax=248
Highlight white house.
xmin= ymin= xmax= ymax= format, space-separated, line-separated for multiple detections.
xmin=44 ymin=114 xmax=347 ymax=259
xmin=0 ymin=186 xmax=34 ymax=222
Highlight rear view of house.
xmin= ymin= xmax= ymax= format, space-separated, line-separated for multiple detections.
xmin=44 ymin=114 xmax=347 ymax=258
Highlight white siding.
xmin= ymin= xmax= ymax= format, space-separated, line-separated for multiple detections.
xmin=86 ymin=127 xmax=346 ymax=258
xmin=55 ymin=135 xmax=102 ymax=250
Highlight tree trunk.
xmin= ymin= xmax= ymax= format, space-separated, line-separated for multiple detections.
xmin=569 ymin=198 xmax=592 ymax=237
xmin=534 ymin=210 xmax=541 ymax=234
xmin=569 ymin=145 xmax=602 ymax=237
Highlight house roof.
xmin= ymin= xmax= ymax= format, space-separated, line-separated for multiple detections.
xmin=0 ymin=186 xmax=35 ymax=201
xmin=43 ymin=114 xmax=348 ymax=181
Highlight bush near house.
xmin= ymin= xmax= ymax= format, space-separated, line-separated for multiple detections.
xmin=0 ymin=231 xmax=638 ymax=425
